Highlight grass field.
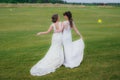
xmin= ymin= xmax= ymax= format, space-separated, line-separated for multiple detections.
xmin=0 ymin=5 xmax=120 ymax=80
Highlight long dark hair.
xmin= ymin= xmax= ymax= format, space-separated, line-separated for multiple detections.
xmin=52 ymin=14 xmax=58 ymax=23
xmin=63 ymin=11 xmax=73 ymax=28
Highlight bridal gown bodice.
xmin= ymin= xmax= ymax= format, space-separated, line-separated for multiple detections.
xmin=62 ymin=21 xmax=85 ymax=68
xmin=30 ymin=22 xmax=64 ymax=76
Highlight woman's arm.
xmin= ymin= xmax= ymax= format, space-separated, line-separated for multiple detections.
xmin=37 ymin=25 xmax=53 ymax=35
xmin=72 ymin=22 xmax=83 ymax=38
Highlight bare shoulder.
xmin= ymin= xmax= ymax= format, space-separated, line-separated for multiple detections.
xmin=62 ymin=21 xmax=69 ymax=25
xmin=50 ymin=23 xmax=54 ymax=27
xmin=63 ymin=20 xmax=68 ymax=23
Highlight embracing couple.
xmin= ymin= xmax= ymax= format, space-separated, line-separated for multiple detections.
xmin=30 ymin=11 xmax=85 ymax=76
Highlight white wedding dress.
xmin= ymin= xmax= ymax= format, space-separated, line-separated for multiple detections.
xmin=30 ymin=22 xmax=64 ymax=76
xmin=63 ymin=21 xmax=85 ymax=68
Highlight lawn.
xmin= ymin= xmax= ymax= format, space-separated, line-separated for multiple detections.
xmin=0 ymin=5 xmax=120 ymax=80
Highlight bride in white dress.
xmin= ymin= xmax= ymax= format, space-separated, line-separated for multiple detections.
xmin=62 ymin=11 xmax=85 ymax=68
xmin=30 ymin=14 xmax=64 ymax=76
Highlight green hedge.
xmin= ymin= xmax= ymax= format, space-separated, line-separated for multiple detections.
xmin=0 ymin=0 xmax=65 ymax=3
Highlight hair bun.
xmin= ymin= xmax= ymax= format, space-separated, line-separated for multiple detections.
xmin=51 ymin=14 xmax=58 ymax=23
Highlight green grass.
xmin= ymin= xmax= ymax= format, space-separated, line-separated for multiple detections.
xmin=0 ymin=5 xmax=120 ymax=80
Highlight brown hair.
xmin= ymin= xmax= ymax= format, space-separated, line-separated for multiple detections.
xmin=63 ymin=11 xmax=73 ymax=28
xmin=52 ymin=14 xmax=58 ymax=23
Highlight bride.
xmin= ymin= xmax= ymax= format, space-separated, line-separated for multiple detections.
xmin=63 ymin=11 xmax=85 ymax=68
xmin=30 ymin=14 xmax=64 ymax=76
xmin=56 ymin=11 xmax=85 ymax=68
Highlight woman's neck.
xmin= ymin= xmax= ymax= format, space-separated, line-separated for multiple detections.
xmin=55 ymin=21 xmax=59 ymax=24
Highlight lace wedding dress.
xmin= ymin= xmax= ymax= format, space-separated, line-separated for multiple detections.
xmin=30 ymin=22 xmax=64 ymax=76
xmin=62 ymin=21 xmax=85 ymax=68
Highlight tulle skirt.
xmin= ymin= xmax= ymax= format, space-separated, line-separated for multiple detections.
xmin=30 ymin=33 xmax=64 ymax=76
xmin=63 ymin=38 xmax=85 ymax=68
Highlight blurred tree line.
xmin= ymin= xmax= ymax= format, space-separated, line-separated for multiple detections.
xmin=0 ymin=0 xmax=65 ymax=3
